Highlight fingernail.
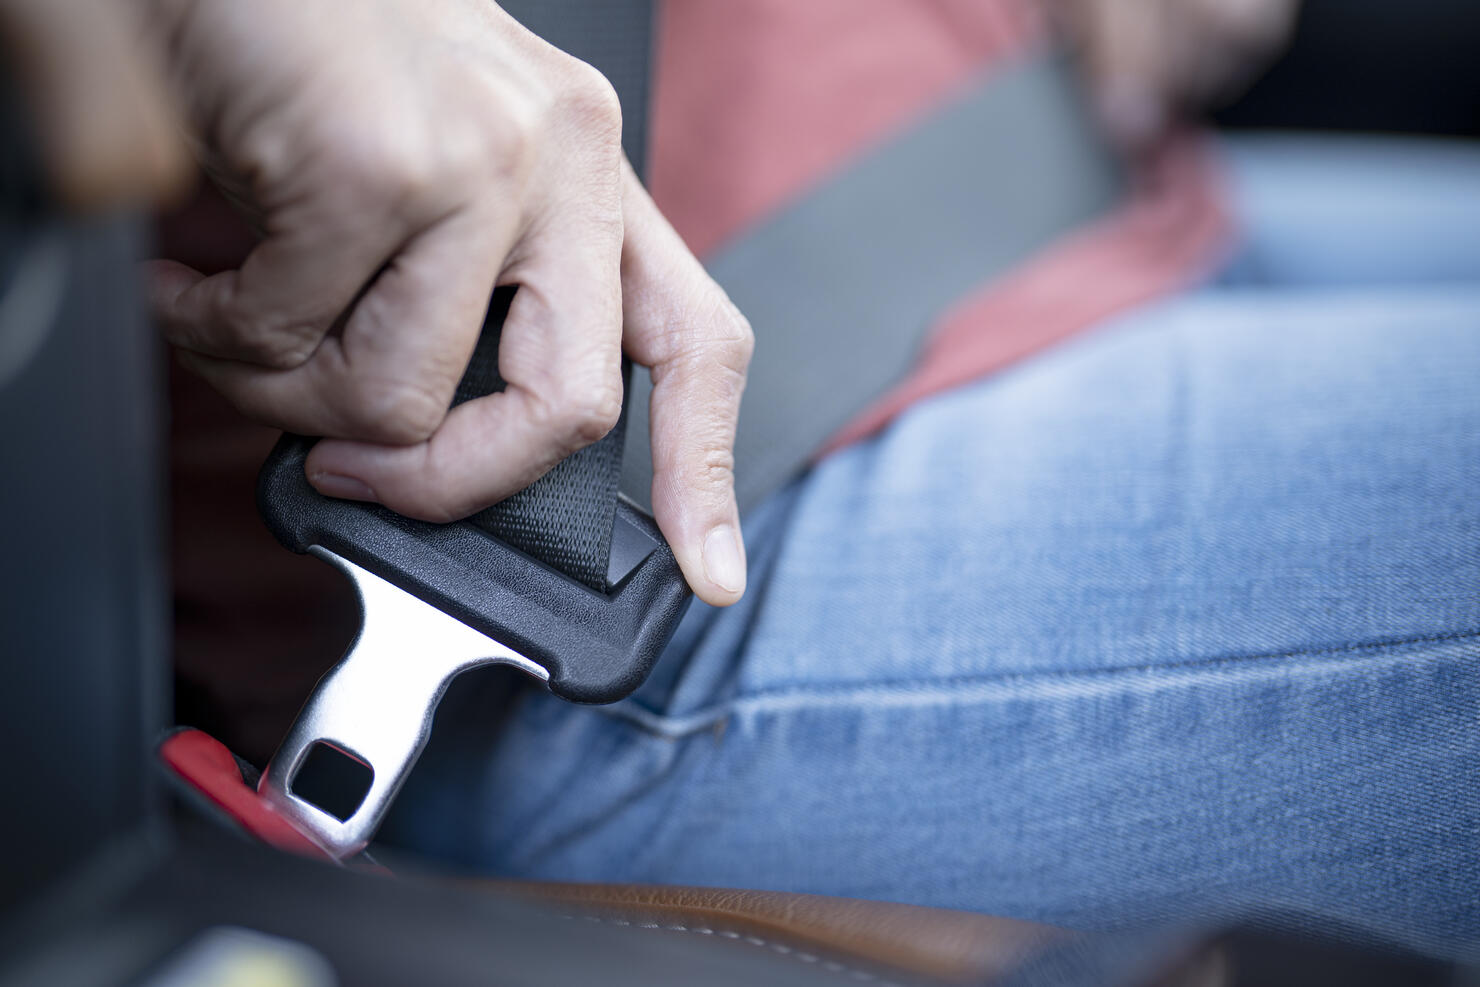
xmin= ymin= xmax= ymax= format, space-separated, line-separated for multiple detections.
xmin=309 ymin=471 xmax=376 ymax=502
xmin=702 ymin=525 xmax=746 ymax=595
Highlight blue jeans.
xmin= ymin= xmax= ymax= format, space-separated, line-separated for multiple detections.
xmin=387 ymin=136 xmax=1480 ymax=960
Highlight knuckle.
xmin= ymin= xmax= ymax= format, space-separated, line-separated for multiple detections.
xmin=659 ymin=442 xmax=737 ymax=508
xmin=236 ymin=327 xmax=318 ymax=370
xmin=656 ymin=291 xmax=754 ymax=372
xmin=530 ymin=372 xmax=624 ymax=448
xmin=556 ymin=59 xmax=623 ymax=147
xmin=324 ymin=101 xmax=527 ymax=209
xmin=689 ymin=294 xmax=755 ymax=375
xmin=341 ymin=374 xmax=447 ymax=444
xmin=689 ymin=446 xmax=736 ymax=491
xmin=565 ymin=376 xmax=625 ymax=445
xmin=719 ymin=304 xmax=756 ymax=370
xmin=476 ymin=91 xmax=540 ymax=180
xmin=216 ymin=299 xmax=321 ymax=369
xmin=333 ymin=137 xmax=434 ymax=204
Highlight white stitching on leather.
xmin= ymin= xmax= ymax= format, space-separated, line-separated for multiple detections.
xmin=557 ymin=914 xmax=904 ymax=985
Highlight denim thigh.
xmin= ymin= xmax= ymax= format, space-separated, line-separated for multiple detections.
xmin=394 ymin=289 xmax=1480 ymax=959
xmin=388 ymin=138 xmax=1480 ymax=958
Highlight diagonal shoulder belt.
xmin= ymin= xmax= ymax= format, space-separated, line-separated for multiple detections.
xmin=623 ymin=53 xmax=1122 ymax=513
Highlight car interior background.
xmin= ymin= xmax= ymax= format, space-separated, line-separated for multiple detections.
xmin=2 ymin=0 xmax=1478 ymax=984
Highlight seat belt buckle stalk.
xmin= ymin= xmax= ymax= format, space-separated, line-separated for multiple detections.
xmin=256 ymin=547 xmax=549 ymax=858
xmin=255 ymin=436 xmax=690 ymax=859
xmin=253 ymin=289 xmax=691 ymax=860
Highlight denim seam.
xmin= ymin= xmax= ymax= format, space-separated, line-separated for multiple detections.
xmin=743 ymin=625 xmax=1480 ymax=698
xmin=604 ymin=625 xmax=1480 ymax=739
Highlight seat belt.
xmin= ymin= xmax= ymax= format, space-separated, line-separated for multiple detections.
xmin=458 ymin=0 xmax=657 ymax=591
xmin=622 ymin=53 xmax=1122 ymax=514
xmin=188 ymin=5 xmax=1124 ymax=862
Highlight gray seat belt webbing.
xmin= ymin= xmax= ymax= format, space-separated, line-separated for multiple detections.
xmin=620 ymin=54 xmax=1123 ymax=514
xmin=463 ymin=0 xmax=653 ymax=589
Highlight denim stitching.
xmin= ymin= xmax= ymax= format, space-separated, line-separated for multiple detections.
xmin=602 ymin=626 xmax=1480 ymax=739
xmin=743 ymin=625 xmax=1480 ymax=699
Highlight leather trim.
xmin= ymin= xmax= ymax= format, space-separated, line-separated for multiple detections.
xmin=486 ymin=881 xmax=1064 ymax=983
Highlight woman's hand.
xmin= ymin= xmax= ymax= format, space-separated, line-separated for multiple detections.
xmin=143 ymin=0 xmax=751 ymax=604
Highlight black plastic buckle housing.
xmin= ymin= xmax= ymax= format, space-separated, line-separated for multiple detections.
xmin=257 ymin=435 xmax=691 ymax=704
